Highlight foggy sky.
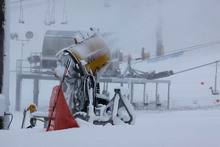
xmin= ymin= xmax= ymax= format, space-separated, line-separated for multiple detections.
xmin=9 ymin=0 xmax=220 ymax=69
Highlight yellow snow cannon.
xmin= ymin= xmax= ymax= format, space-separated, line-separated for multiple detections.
xmin=54 ymin=33 xmax=111 ymax=80
xmin=53 ymin=31 xmax=135 ymax=125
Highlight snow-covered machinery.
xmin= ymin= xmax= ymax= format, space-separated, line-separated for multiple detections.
xmin=52 ymin=31 xmax=136 ymax=125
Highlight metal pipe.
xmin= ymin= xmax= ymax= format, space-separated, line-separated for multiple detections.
xmin=156 ymin=83 xmax=158 ymax=104
xmin=33 ymin=79 xmax=39 ymax=106
xmin=131 ymin=83 xmax=134 ymax=104
xmin=143 ymin=83 xmax=146 ymax=103
xmin=167 ymin=83 xmax=170 ymax=110
xmin=15 ymin=74 xmax=22 ymax=111
xmin=215 ymin=61 xmax=218 ymax=91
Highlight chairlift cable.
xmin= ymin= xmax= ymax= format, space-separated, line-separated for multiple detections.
xmin=174 ymin=61 xmax=220 ymax=75
xmin=10 ymin=0 xmax=59 ymax=11
xmin=132 ymin=40 xmax=220 ymax=65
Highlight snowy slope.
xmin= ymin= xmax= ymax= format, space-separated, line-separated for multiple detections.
xmin=129 ymin=46 xmax=220 ymax=109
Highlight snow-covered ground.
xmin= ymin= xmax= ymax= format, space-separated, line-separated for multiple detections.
xmin=2 ymin=0 xmax=220 ymax=147
xmin=1 ymin=109 xmax=220 ymax=147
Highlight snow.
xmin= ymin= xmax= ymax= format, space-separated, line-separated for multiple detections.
xmin=3 ymin=0 xmax=220 ymax=147
xmin=1 ymin=110 xmax=220 ymax=147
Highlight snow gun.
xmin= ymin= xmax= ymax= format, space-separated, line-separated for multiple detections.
xmin=24 ymin=29 xmax=136 ymax=130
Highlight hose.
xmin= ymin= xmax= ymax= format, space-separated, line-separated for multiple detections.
xmin=4 ymin=112 xmax=13 ymax=130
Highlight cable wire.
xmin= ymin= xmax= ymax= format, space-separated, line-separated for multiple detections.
xmin=174 ymin=60 xmax=220 ymax=75
xmin=11 ymin=0 xmax=59 ymax=11
xmin=133 ymin=40 xmax=220 ymax=65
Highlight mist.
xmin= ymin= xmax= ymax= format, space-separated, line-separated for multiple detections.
xmin=9 ymin=0 xmax=220 ymax=68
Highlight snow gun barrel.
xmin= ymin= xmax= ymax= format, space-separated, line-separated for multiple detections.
xmin=55 ymin=34 xmax=112 ymax=79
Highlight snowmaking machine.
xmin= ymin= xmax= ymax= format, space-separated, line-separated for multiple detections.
xmin=22 ymin=29 xmax=136 ymax=129
xmin=52 ymin=31 xmax=136 ymax=126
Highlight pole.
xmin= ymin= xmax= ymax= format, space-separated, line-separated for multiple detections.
xmin=15 ymin=74 xmax=22 ymax=111
xmin=131 ymin=83 xmax=134 ymax=104
xmin=3 ymin=0 xmax=10 ymax=111
xmin=167 ymin=83 xmax=170 ymax=110
xmin=143 ymin=83 xmax=146 ymax=103
xmin=215 ymin=61 xmax=218 ymax=91
xmin=0 ymin=0 xmax=4 ymax=94
xmin=16 ymin=39 xmax=28 ymax=73
xmin=155 ymin=83 xmax=158 ymax=103
xmin=33 ymin=79 xmax=39 ymax=106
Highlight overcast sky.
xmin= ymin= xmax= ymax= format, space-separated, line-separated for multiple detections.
xmin=9 ymin=0 xmax=220 ymax=69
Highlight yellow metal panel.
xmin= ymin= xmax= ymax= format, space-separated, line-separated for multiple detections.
xmin=67 ymin=35 xmax=111 ymax=76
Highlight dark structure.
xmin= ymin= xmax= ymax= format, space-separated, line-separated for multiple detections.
xmin=0 ymin=0 xmax=4 ymax=93
xmin=0 ymin=0 xmax=9 ymax=130
xmin=42 ymin=30 xmax=78 ymax=69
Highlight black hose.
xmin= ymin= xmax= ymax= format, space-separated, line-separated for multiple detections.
xmin=4 ymin=112 xmax=13 ymax=130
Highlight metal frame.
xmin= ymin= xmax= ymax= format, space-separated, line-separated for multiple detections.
xmin=15 ymin=73 xmax=58 ymax=111
xmin=100 ymin=77 xmax=171 ymax=109
xmin=15 ymin=73 xmax=171 ymax=111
